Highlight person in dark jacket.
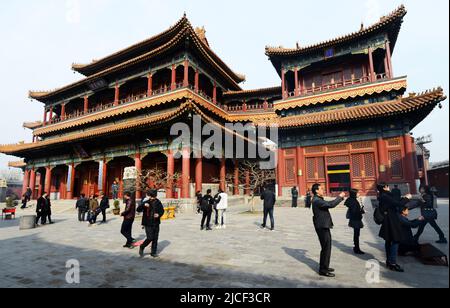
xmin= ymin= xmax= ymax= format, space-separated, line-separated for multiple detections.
xmin=200 ymin=189 xmax=214 ymax=231
xmin=111 ymin=181 xmax=120 ymax=200
xmin=260 ymin=187 xmax=276 ymax=231
xmin=391 ymin=185 xmax=402 ymax=202
xmin=196 ymin=191 xmax=203 ymax=214
xmin=305 ymin=190 xmax=312 ymax=209
xmin=75 ymin=194 xmax=88 ymax=222
xmin=414 ymin=186 xmax=447 ymax=244
xmin=99 ymin=193 xmax=110 ymax=223
xmin=399 ymin=206 xmax=425 ymax=256
xmin=137 ymin=190 xmax=165 ymax=258
xmin=25 ymin=187 xmax=33 ymax=203
xmin=44 ymin=194 xmax=53 ymax=224
xmin=36 ymin=192 xmax=47 ymax=225
xmin=344 ymin=189 xmax=365 ymax=255
xmin=21 ymin=194 xmax=28 ymax=209
xmin=312 ymin=183 xmax=345 ymax=277
xmin=291 ymin=186 xmax=299 ymax=208
xmin=120 ymin=192 xmax=136 ymax=249
xmin=377 ymin=183 xmax=412 ymax=272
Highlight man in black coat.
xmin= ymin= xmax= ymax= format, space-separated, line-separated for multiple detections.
xmin=44 ymin=194 xmax=53 ymax=224
xmin=200 ymin=189 xmax=214 ymax=231
xmin=99 ymin=193 xmax=110 ymax=223
xmin=121 ymin=192 xmax=136 ymax=249
xmin=36 ymin=193 xmax=47 ymax=225
xmin=291 ymin=186 xmax=299 ymax=208
xmin=260 ymin=187 xmax=276 ymax=231
xmin=137 ymin=190 xmax=165 ymax=258
xmin=75 ymin=194 xmax=88 ymax=222
xmin=311 ymin=184 xmax=345 ymax=277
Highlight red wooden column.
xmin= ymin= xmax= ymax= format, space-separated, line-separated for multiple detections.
xmin=194 ymin=69 xmax=199 ymax=93
xmin=166 ymin=150 xmax=175 ymax=199
xmin=220 ymin=158 xmax=226 ymax=192
xmin=66 ymin=164 xmax=76 ymax=200
xmin=84 ymin=96 xmax=89 ymax=113
xmin=183 ymin=60 xmax=189 ymax=87
xmin=43 ymin=108 xmax=48 ymax=126
xmin=376 ymin=137 xmax=389 ymax=183
xmin=368 ymin=47 xmax=375 ymax=82
xmin=403 ymin=134 xmax=418 ymax=194
xmin=29 ymin=169 xmax=37 ymax=200
xmin=233 ymin=160 xmax=240 ymax=195
xmin=44 ymin=166 xmax=52 ymax=195
xmin=277 ymin=149 xmax=284 ymax=197
xmin=245 ymin=170 xmax=251 ymax=196
xmin=242 ymin=100 xmax=247 ymax=112
xmin=195 ymin=158 xmax=203 ymax=194
xmin=171 ymin=65 xmax=177 ymax=90
xmin=147 ymin=73 xmax=153 ymax=96
xmin=22 ymin=169 xmax=31 ymax=196
xmin=296 ymin=147 xmax=306 ymax=196
xmin=49 ymin=106 xmax=54 ymax=123
xmin=61 ymin=103 xmax=66 ymax=121
xmin=135 ymin=154 xmax=142 ymax=200
xmin=213 ymin=83 xmax=217 ymax=104
xmin=294 ymin=67 xmax=300 ymax=96
xmin=114 ymin=84 xmax=120 ymax=106
xmin=181 ymin=148 xmax=191 ymax=198
xmin=384 ymin=57 xmax=391 ymax=80
xmin=281 ymin=68 xmax=287 ymax=99
xmin=385 ymin=40 xmax=393 ymax=78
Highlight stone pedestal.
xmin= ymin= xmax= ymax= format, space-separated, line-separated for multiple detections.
xmin=20 ymin=215 xmax=37 ymax=230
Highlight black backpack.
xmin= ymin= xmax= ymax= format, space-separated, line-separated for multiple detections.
xmin=200 ymin=198 xmax=210 ymax=212
xmin=373 ymin=206 xmax=385 ymax=225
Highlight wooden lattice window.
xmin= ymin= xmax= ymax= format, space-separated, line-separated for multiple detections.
xmin=306 ymin=158 xmax=316 ymax=180
xmin=352 ymin=154 xmax=363 ymax=177
xmin=327 ymin=155 xmax=350 ymax=165
xmin=352 ymin=141 xmax=375 ymax=150
xmin=305 ymin=146 xmax=325 ymax=154
xmin=389 ymin=150 xmax=403 ymax=177
xmin=326 ymin=144 xmax=348 ymax=152
xmin=285 ymin=159 xmax=296 ymax=182
xmin=386 ymin=138 xmax=401 ymax=147
xmin=317 ymin=159 xmax=325 ymax=178
xmin=364 ymin=153 xmax=376 ymax=177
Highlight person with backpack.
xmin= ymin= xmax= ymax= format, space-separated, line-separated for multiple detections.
xmin=414 ymin=186 xmax=447 ymax=244
xmin=344 ymin=189 xmax=365 ymax=255
xmin=377 ymin=183 xmax=412 ymax=272
xmin=200 ymin=189 xmax=214 ymax=231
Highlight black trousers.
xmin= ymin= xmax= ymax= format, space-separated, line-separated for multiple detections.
xmin=315 ymin=228 xmax=332 ymax=272
xmin=36 ymin=212 xmax=44 ymax=224
xmin=214 ymin=209 xmax=219 ymax=225
xmin=353 ymin=228 xmax=361 ymax=249
xmin=101 ymin=209 xmax=107 ymax=222
xmin=121 ymin=219 xmax=134 ymax=245
xmin=263 ymin=208 xmax=275 ymax=229
xmin=415 ymin=219 xmax=445 ymax=240
xmin=78 ymin=209 xmax=86 ymax=222
xmin=141 ymin=225 xmax=160 ymax=255
xmin=201 ymin=211 xmax=212 ymax=228
xmin=292 ymin=197 xmax=298 ymax=208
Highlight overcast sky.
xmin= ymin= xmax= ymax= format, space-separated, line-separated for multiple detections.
xmin=0 ymin=0 xmax=448 ymax=170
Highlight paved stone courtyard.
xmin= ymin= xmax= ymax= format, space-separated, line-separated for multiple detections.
xmin=0 ymin=198 xmax=448 ymax=288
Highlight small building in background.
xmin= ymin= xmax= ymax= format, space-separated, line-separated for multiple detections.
xmin=428 ymin=161 xmax=449 ymax=198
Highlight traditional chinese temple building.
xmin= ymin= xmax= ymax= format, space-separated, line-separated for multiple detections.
xmin=0 ymin=5 xmax=446 ymax=200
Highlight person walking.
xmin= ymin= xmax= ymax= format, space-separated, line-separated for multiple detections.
xmin=291 ymin=186 xmax=299 ymax=208
xmin=138 ymin=190 xmax=165 ymax=258
xmin=75 ymin=194 xmax=88 ymax=222
xmin=414 ymin=186 xmax=447 ymax=244
xmin=200 ymin=189 xmax=214 ymax=231
xmin=311 ymin=183 xmax=345 ymax=277
xmin=260 ymin=186 xmax=276 ymax=231
xmin=35 ymin=192 xmax=47 ymax=225
xmin=344 ymin=189 xmax=366 ymax=255
xmin=377 ymin=183 xmax=412 ymax=272
xmin=99 ymin=193 xmax=110 ymax=223
xmin=44 ymin=193 xmax=53 ymax=224
xmin=112 ymin=181 xmax=120 ymax=200
xmin=120 ymin=192 xmax=136 ymax=249
xmin=215 ymin=189 xmax=228 ymax=229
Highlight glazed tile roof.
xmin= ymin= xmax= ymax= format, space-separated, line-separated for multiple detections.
xmin=275 ymin=77 xmax=407 ymax=110
xmin=30 ymin=15 xmax=244 ymax=102
xmin=223 ymin=86 xmax=282 ymax=99
xmin=266 ymin=5 xmax=407 ymax=57
xmin=277 ymin=87 xmax=446 ymax=128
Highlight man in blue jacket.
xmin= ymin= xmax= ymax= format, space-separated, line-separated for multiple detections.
xmin=312 ymin=183 xmax=345 ymax=278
